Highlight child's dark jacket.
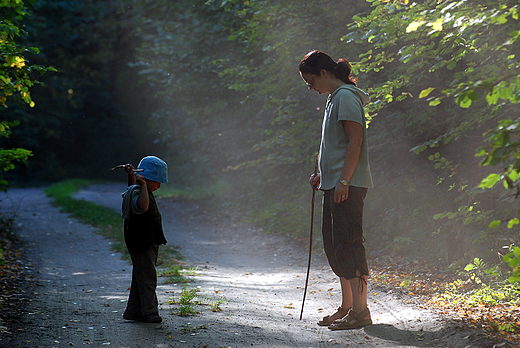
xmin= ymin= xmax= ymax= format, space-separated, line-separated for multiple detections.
xmin=124 ymin=189 xmax=167 ymax=253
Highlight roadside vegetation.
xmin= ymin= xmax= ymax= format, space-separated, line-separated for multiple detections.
xmin=370 ymin=257 xmax=520 ymax=344
xmin=43 ymin=179 xmax=183 ymax=268
xmin=158 ymin=266 xmax=202 ymax=285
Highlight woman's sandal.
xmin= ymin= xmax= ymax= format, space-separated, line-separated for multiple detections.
xmin=317 ymin=306 xmax=350 ymax=326
xmin=328 ymin=308 xmax=372 ymax=330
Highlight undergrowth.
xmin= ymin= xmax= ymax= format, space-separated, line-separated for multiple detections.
xmin=371 ymin=257 xmax=520 ymax=344
xmin=0 ymin=215 xmax=15 ymax=266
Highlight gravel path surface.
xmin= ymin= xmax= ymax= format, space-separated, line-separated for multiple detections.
xmin=0 ymin=184 xmax=504 ymax=347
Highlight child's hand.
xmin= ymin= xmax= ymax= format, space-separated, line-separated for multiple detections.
xmin=135 ymin=174 xmax=147 ymax=187
xmin=124 ymin=163 xmax=136 ymax=175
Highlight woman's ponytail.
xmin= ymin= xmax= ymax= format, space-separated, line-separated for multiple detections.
xmin=334 ymin=59 xmax=357 ymax=85
xmin=299 ymin=51 xmax=357 ymax=85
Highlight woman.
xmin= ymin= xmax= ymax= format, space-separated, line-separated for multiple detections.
xmin=299 ymin=50 xmax=373 ymax=330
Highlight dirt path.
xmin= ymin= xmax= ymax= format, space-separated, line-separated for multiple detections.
xmin=0 ymin=184 xmax=507 ymax=347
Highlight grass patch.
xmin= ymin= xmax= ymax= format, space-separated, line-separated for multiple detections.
xmin=158 ymin=266 xmax=202 ymax=284
xmin=44 ymin=179 xmax=183 ymax=266
xmin=158 ymin=266 xmax=189 ymax=284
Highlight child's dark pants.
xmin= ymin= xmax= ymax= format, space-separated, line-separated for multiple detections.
xmin=124 ymin=246 xmax=159 ymax=318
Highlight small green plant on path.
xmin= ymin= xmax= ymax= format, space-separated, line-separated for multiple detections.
xmin=172 ymin=288 xmax=199 ymax=316
xmin=177 ymin=303 xmax=196 ymax=317
xmin=179 ymin=288 xmax=198 ymax=305
xmin=180 ymin=323 xmax=208 ymax=333
xmin=209 ymin=297 xmax=226 ymax=312
xmin=169 ymin=286 xmax=226 ymax=316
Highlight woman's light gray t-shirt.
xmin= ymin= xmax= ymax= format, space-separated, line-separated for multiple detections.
xmin=318 ymin=84 xmax=374 ymax=190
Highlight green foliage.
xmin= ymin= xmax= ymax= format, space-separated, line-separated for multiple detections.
xmin=441 ymin=257 xmax=519 ymax=307
xmin=503 ymin=246 xmax=520 ymax=285
xmin=0 ymin=3 xmax=52 ymax=108
xmin=344 ymin=0 xmax=520 ymax=271
xmin=441 ymin=278 xmax=519 ymax=307
xmin=2 ymin=0 xmax=157 ymax=184
xmin=348 ymin=0 xmax=519 ymax=156
xmin=433 ymin=203 xmax=492 ymax=227
xmin=0 ymin=0 xmax=54 ymax=190
xmin=0 ymin=121 xmax=31 ymax=191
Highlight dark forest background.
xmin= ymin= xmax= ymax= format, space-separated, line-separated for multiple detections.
xmin=2 ymin=0 xmax=520 ymax=281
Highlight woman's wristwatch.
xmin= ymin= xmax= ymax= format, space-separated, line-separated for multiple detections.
xmin=339 ymin=179 xmax=349 ymax=186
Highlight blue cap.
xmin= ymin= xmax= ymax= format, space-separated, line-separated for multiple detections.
xmin=137 ymin=156 xmax=168 ymax=183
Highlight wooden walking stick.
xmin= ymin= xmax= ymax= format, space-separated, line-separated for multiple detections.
xmin=300 ymin=154 xmax=319 ymax=320
xmin=110 ymin=164 xmax=143 ymax=172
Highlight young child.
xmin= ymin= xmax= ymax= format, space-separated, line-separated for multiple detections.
xmin=122 ymin=156 xmax=168 ymax=323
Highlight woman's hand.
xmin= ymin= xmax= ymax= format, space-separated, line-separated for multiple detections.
xmin=309 ymin=173 xmax=321 ymax=191
xmin=334 ymin=182 xmax=349 ymax=203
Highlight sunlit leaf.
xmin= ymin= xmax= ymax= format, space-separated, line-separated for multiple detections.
xmin=479 ymin=173 xmax=501 ymax=189
xmin=419 ymin=87 xmax=435 ymax=98
xmin=489 ymin=220 xmax=501 ymax=228
xmin=406 ymin=21 xmax=424 ymax=33
xmin=427 ymin=18 xmax=443 ymax=31
xmin=507 ymin=218 xmax=519 ymax=229
xmin=429 ymin=99 xmax=441 ymax=106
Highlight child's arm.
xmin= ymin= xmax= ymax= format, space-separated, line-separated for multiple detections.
xmin=124 ymin=164 xmax=137 ymax=186
xmin=135 ymin=175 xmax=149 ymax=212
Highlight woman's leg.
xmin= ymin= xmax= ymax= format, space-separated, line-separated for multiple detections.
xmin=318 ymin=191 xmax=352 ymax=324
xmin=340 ymin=277 xmax=353 ymax=309
xmin=349 ymin=272 xmax=369 ymax=317
xmin=328 ymin=187 xmax=371 ymax=328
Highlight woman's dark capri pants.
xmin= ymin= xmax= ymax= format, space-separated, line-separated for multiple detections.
xmin=322 ymin=186 xmax=369 ymax=281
